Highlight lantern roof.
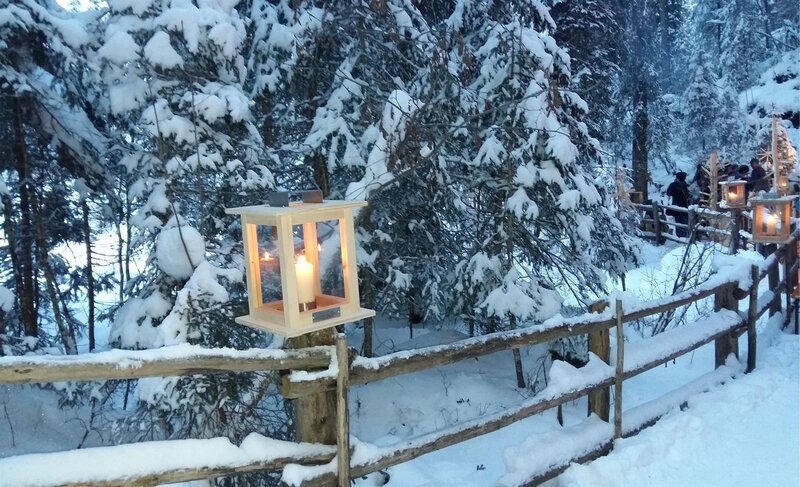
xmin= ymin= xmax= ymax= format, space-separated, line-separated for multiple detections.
xmin=225 ymin=200 xmax=367 ymax=217
xmin=750 ymin=193 xmax=797 ymax=204
xmin=719 ymin=180 xmax=746 ymax=186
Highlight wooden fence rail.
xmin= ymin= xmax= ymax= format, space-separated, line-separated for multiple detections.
xmin=0 ymin=234 xmax=796 ymax=487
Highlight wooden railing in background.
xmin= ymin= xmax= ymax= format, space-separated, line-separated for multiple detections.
xmin=0 ymin=235 xmax=796 ymax=487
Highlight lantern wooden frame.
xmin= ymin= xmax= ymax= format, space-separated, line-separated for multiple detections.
xmin=751 ymin=194 xmax=796 ymax=244
xmin=226 ymin=200 xmax=375 ymax=337
xmin=720 ymin=180 xmax=747 ymax=209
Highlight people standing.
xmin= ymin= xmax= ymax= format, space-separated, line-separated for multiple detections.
xmin=667 ymin=172 xmax=691 ymax=237
xmin=747 ymin=158 xmax=770 ymax=193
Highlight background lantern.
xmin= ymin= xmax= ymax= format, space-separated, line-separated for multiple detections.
xmin=776 ymin=172 xmax=789 ymax=195
xmin=226 ymin=193 xmax=375 ymax=337
xmin=720 ymin=180 xmax=746 ymax=209
xmin=750 ymin=194 xmax=796 ymax=244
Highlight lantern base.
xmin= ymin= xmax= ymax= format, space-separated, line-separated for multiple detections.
xmin=752 ymin=236 xmax=792 ymax=245
xmin=234 ymin=307 xmax=376 ymax=338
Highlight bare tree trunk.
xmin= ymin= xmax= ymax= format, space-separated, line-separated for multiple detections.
xmin=32 ymin=192 xmax=77 ymax=354
xmin=12 ymin=97 xmax=37 ymax=338
xmin=361 ymin=269 xmax=374 ymax=357
xmin=82 ymin=199 xmax=96 ymax=351
xmin=632 ymin=79 xmax=649 ymax=201
xmin=1 ymin=193 xmax=23 ymax=313
xmin=506 ymin=158 xmax=525 ymax=389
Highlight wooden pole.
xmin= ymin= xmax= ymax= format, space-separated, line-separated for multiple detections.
xmin=747 ymin=265 xmax=759 ymax=373
xmin=730 ymin=210 xmax=741 ymax=253
xmin=772 ymin=116 xmax=779 ymax=190
xmin=288 ymin=330 xmax=339 ymax=445
xmin=784 ymin=248 xmax=793 ymax=326
xmin=710 ymin=152 xmax=718 ymax=211
xmin=688 ymin=208 xmax=696 ymax=240
xmin=714 ymin=286 xmax=739 ymax=368
xmin=653 ymin=202 xmax=661 ymax=245
xmin=587 ymin=300 xmax=610 ymax=421
xmin=614 ymin=299 xmax=624 ymax=439
xmin=768 ymin=246 xmax=781 ymax=317
xmin=335 ymin=334 xmax=351 ymax=487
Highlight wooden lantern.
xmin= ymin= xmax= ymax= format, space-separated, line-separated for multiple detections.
xmin=751 ymin=194 xmax=796 ymax=244
xmin=226 ymin=195 xmax=375 ymax=337
xmin=720 ymin=180 xmax=746 ymax=209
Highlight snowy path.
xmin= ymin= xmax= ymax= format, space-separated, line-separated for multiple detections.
xmin=556 ymin=331 xmax=800 ymax=487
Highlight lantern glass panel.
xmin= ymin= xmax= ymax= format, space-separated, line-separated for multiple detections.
xmin=290 ymin=220 xmax=346 ymax=312
xmin=720 ymin=181 xmax=746 ymax=208
xmin=759 ymin=205 xmax=787 ymax=236
xmin=255 ymin=225 xmax=282 ymax=307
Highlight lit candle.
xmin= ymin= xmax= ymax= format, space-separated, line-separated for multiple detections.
xmin=295 ymin=254 xmax=316 ymax=308
xmin=764 ymin=211 xmax=777 ymax=234
xmin=261 ymin=250 xmax=273 ymax=262
xmin=728 ymin=190 xmax=738 ymax=203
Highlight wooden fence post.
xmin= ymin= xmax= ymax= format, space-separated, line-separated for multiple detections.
xmin=652 ymin=203 xmax=661 ymax=245
xmin=335 ymin=334 xmax=351 ymax=487
xmin=287 ymin=330 xmax=338 ymax=445
xmin=613 ymin=299 xmax=624 ymax=439
xmin=587 ymin=300 xmax=610 ymax=421
xmin=768 ymin=245 xmax=781 ymax=316
xmin=714 ymin=285 xmax=739 ymax=368
xmin=784 ymin=244 xmax=794 ymax=326
xmin=747 ymin=265 xmax=759 ymax=373
xmin=687 ymin=208 xmax=696 ymax=240
xmin=729 ymin=210 xmax=741 ymax=253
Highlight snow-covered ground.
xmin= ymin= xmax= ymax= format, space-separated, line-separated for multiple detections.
xmin=559 ymin=328 xmax=799 ymax=487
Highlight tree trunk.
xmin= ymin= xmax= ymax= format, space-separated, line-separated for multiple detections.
xmin=361 ymin=269 xmax=374 ymax=358
xmin=83 ymin=199 xmax=96 ymax=351
xmin=32 ymin=192 xmax=77 ymax=355
xmin=632 ymin=79 xmax=649 ymax=201
xmin=12 ymin=97 xmax=37 ymax=338
xmin=1 ymin=193 xmax=23 ymax=317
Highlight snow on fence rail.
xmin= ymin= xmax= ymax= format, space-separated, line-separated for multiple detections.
xmin=0 ymin=235 xmax=796 ymax=487
xmin=0 ymin=343 xmax=332 ymax=385
xmin=0 ymin=435 xmax=336 ymax=487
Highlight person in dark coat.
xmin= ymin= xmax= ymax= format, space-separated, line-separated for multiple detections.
xmin=666 ymin=172 xmax=690 ymax=237
xmin=747 ymin=158 xmax=770 ymax=193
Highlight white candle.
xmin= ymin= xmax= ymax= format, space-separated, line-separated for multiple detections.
xmin=295 ymin=254 xmax=316 ymax=306
xmin=764 ymin=212 xmax=777 ymax=234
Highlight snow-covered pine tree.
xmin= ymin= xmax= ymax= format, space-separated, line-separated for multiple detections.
xmin=446 ymin=1 xmax=630 ymax=368
xmin=683 ymin=53 xmax=725 ymax=155
xmin=0 ymin=0 xmax=109 ymax=353
xmin=289 ymin=0 xmax=457 ymax=338
xmin=549 ymin=0 xmax=622 ymax=143
xmin=96 ymin=0 xmax=280 ymax=448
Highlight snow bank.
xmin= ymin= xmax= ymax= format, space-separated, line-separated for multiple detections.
xmin=498 ymin=416 xmax=613 ymax=486
xmin=559 ymin=331 xmax=799 ymax=487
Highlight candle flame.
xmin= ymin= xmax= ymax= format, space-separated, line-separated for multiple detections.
xmin=262 ymin=250 xmax=272 ymax=261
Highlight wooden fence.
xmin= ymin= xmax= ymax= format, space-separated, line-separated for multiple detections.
xmin=634 ymin=202 xmax=755 ymax=249
xmin=0 ymin=234 xmax=796 ymax=487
